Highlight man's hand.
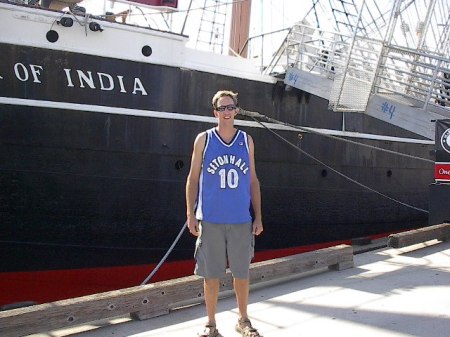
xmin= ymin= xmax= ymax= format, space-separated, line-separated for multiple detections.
xmin=187 ymin=215 xmax=200 ymax=236
xmin=252 ymin=219 xmax=263 ymax=236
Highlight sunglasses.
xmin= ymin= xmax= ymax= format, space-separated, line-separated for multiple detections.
xmin=216 ymin=104 xmax=237 ymax=111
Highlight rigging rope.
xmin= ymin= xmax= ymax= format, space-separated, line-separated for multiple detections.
xmin=239 ymin=108 xmax=430 ymax=214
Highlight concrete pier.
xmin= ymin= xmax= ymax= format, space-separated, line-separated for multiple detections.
xmin=26 ymin=239 xmax=450 ymax=337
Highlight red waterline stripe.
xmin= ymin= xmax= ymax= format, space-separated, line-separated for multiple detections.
xmin=0 ymin=235 xmax=387 ymax=307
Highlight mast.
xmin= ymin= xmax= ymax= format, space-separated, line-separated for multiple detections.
xmin=229 ymin=0 xmax=252 ymax=57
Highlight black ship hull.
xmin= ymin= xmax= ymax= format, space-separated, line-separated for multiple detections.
xmin=0 ymin=20 xmax=433 ymax=306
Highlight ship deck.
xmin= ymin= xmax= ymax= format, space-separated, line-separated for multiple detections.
xmin=27 ymin=239 xmax=450 ymax=337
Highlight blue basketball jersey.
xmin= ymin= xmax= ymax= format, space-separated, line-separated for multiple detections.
xmin=196 ymin=127 xmax=252 ymax=224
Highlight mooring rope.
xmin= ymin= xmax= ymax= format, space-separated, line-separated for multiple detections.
xmin=240 ymin=108 xmax=434 ymax=163
xmin=140 ymin=221 xmax=187 ymax=285
xmin=239 ymin=108 xmax=430 ymax=214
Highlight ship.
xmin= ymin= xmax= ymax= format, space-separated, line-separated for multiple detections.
xmin=1 ymin=0 xmax=449 ymax=308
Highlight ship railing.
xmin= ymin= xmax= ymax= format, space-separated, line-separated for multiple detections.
xmin=375 ymin=45 xmax=450 ymax=110
xmin=284 ymin=22 xmax=450 ymax=112
xmin=286 ymin=23 xmax=382 ymax=112
xmin=286 ymin=23 xmax=346 ymax=78
xmin=244 ymin=28 xmax=291 ymax=75
xmin=260 ymin=30 xmax=291 ymax=77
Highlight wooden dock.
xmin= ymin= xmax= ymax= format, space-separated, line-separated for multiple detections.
xmin=1 ymin=223 xmax=449 ymax=337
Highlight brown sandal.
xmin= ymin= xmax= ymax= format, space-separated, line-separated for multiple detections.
xmin=235 ymin=318 xmax=262 ymax=337
xmin=198 ymin=323 xmax=221 ymax=337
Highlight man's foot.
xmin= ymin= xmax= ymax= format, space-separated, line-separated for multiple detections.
xmin=235 ymin=318 xmax=262 ymax=337
xmin=198 ymin=323 xmax=221 ymax=337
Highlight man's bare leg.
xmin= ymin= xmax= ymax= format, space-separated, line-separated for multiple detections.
xmin=204 ymin=278 xmax=220 ymax=324
xmin=234 ymin=278 xmax=249 ymax=319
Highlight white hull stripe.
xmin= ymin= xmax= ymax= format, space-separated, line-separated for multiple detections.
xmin=0 ymin=96 xmax=434 ymax=145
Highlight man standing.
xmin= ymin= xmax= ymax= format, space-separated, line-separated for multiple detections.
xmin=186 ymin=90 xmax=263 ymax=337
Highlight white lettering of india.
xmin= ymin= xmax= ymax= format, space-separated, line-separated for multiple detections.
xmin=63 ymin=69 xmax=148 ymax=95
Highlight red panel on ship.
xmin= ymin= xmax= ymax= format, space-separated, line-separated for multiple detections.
xmin=435 ymin=163 xmax=450 ymax=182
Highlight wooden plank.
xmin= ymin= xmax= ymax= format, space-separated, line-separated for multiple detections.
xmin=0 ymin=244 xmax=353 ymax=337
xmin=387 ymin=223 xmax=450 ymax=248
xmin=0 ymin=277 xmax=202 ymax=337
xmin=134 ymin=244 xmax=353 ymax=319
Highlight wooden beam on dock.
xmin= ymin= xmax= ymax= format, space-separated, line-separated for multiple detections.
xmin=387 ymin=223 xmax=450 ymax=248
xmin=0 ymin=244 xmax=353 ymax=337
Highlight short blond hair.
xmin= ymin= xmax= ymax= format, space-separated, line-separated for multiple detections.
xmin=211 ymin=90 xmax=238 ymax=109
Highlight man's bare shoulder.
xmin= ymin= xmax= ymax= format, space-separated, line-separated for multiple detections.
xmin=192 ymin=131 xmax=208 ymax=154
xmin=196 ymin=131 xmax=207 ymax=140
xmin=194 ymin=131 xmax=207 ymax=145
xmin=246 ymin=133 xmax=255 ymax=148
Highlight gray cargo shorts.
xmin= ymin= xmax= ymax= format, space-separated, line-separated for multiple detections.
xmin=194 ymin=221 xmax=254 ymax=279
